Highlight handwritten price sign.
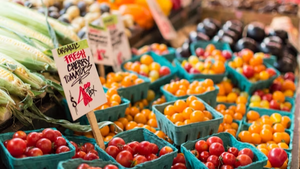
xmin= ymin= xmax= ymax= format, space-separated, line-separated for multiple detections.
xmin=52 ymin=40 xmax=107 ymax=121
xmin=147 ymin=0 xmax=177 ymax=40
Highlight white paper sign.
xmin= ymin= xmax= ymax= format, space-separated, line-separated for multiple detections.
xmin=101 ymin=12 xmax=131 ymax=72
xmin=87 ymin=24 xmax=114 ymax=66
xmin=146 ymin=0 xmax=177 ymax=40
xmin=52 ymin=40 xmax=107 ymax=121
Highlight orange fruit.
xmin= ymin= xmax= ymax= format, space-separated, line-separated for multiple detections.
xmin=278 ymin=142 xmax=289 ymax=149
xmin=129 ymin=107 xmax=140 ymax=117
xmin=189 ymin=100 xmax=205 ymax=111
xmin=190 ymin=111 xmax=204 ymax=123
xmin=233 ymin=112 xmax=243 ymax=120
xmin=118 ymin=117 xmax=129 ymax=127
xmin=238 ymin=131 xmax=252 ymax=143
xmin=267 ymin=143 xmax=279 ymax=151
xmin=134 ymin=113 xmax=147 ymax=124
xmin=155 ymin=131 xmax=166 ymax=139
xmin=111 ymin=121 xmax=124 ymax=131
xmin=174 ymin=100 xmax=188 ymax=113
xmin=106 ymin=88 xmax=118 ymax=97
xmin=225 ymin=129 xmax=236 ymax=136
xmin=251 ymin=133 xmax=261 ymax=144
xmin=265 ymin=160 xmax=272 ymax=168
xmin=257 ymin=144 xmax=267 ymax=149
xmin=272 ymin=132 xmax=283 ymax=143
xmin=203 ymin=79 xmax=214 ymax=87
xmin=223 ymin=114 xmax=233 ymax=123
xmin=258 ymin=148 xmax=269 ymax=156
xmin=141 ymin=109 xmax=151 ymax=119
xmin=126 ymin=121 xmax=138 ymax=130
xmin=247 ymin=111 xmax=260 ymax=121
xmin=249 ymin=124 xmax=261 ymax=134
xmin=217 ymin=84 xmax=226 ymax=96
xmin=100 ymin=125 xmax=110 ymax=137
xmin=273 ymin=123 xmax=285 ymax=132
xmin=203 ymin=110 xmax=212 ymax=119
xmin=282 ymin=80 xmax=296 ymax=91
xmin=171 ymin=113 xmax=184 ymax=123
xmin=104 ymin=136 xmax=113 ymax=142
xmin=272 ymin=91 xmax=285 ymax=103
xmin=213 ymin=61 xmax=225 ymax=74
xmin=281 ymin=116 xmax=291 ymax=129
xmin=164 ymin=105 xmax=176 ymax=116
xmin=147 ymin=119 xmax=157 ymax=128
xmin=236 ymin=104 xmax=246 ymax=115
xmin=140 ymin=54 xmax=153 ymax=65
xmin=148 ymin=112 xmax=156 ymax=119
xmin=282 ymin=132 xmax=290 ymax=144
xmin=186 ymin=96 xmax=198 ymax=105
xmin=260 ymin=129 xmax=273 ymax=143
xmin=182 ymin=107 xmax=194 ymax=120
xmin=236 ymin=96 xmax=247 ymax=104
xmin=218 ymin=124 xmax=224 ymax=132
xmin=231 ymin=122 xmax=239 ymax=130
xmin=226 ymin=92 xmax=238 ymax=103
xmin=126 ymin=114 xmax=133 ymax=121
xmin=215 ymin=104 xmax=226 ymax=112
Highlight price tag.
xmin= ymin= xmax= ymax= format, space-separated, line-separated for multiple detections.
xmin=101 ymin=12 xmax=131 ymax=72
xmin=87 ymin=24 xmax=114 ymax=66
xmin=147 ymin=0 xmax=177 ymax=40
xmin=51 ymin=40 xmax=107 ymax=121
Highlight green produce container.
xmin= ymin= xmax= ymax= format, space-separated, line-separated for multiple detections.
xmin=190 ymin=40 xmax=232 ymax=58
xmin=58 ymin=159 xmax=121 ymax=169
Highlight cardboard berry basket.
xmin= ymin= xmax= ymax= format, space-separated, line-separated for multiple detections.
xmin=226 ymin=63 xmax=280 ymax=94
xmin=174 ymin=59 xmax=227 ymax=84
xmin=190 ymin=40 xmax=233 ymax=59
xmin=152 ymin=97 xmax=223 ymax=145
xmin=160 ymin=80 xmax=219 ymax=107
xmin=103 ymin=75 xmax=151 ymax=103
xmin=181 ymin=132 xmax=268 ymax=169
xmin=58 ymin=158 xmax=121 ymax=169
xmin=0 ymin=128 xmax=75 ymax=169
xmin=121 ymin=51 xmax=178 ymax=91
xmin=95 ymin=128 xmax=178 ymax=169
xmin=237 ymin=123 xmax=293 ymax=152
xmin=243 ymin=107 xmax=295 ymax=131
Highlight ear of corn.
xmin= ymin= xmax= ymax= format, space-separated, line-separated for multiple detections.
xmin=0 ymin=1 xmax=80 ymax=45
xmin=0 ymin=35 xmax=57 ymax=72
xmin=0 ymin=52 xmax=46 ymax=89
xmin=0 ymin=106 xmax=11 ymax=124
xmin=0 ymin=88 xmax=15 ymax=105
xmin=0 ymin=65 xmax=31 ymax=97
xmin=0 ymin=16 xmax=54 ymax=48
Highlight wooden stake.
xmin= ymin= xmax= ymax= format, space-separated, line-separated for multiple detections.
xmin=97 ymin=64 xmax=105 ymax=77
xmin=86 ymin=111 xmax=105 ymax=149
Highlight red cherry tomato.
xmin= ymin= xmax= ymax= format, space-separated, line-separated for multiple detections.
xmin=205 ymin=162 xmax=215 ymax=169
xmin=199 ymin=151 xmax=210 ymax=162
xmin=4 ymin=140 xmax=9 ymax=147
xmin=235 ymin=154 xmax=252 ymax=167
xmin=190 ymin=150 xmax=199 ymax=159
xmin=103 ymin=164 xmax=119 ymax=169
xmin=159 ymin=146 xmax=173 ymax=156
xmin=209 ymin=143 xmax=225 ymax=156
xmin=227 ymin=147 xmax=239 ymax=157
xmin=42 ymin=128 xmax=56 ymax=142
xmin=84 ymin=152 xmax=99 ymax=160
xmin=133 ymin=155 xmax=147 ymax=166
xmin=220 ymin=165 xmax=234 ymax=169
xmin=36 ymin=138 xmax=52 ymax=154
xmin=171 ymin=163 xmax=187 ymax=169
xmin=7 ymin=138 xmax=26 ymax=157
xmin=195 ymin=140 xmax=208 ymax=153
xmin=77 ymin=163 xmax=90 ymax=169
xmin=207 ymin=155 xmax=220 ymax=167
xmin=127 ymin=141 xmax=139 ymax=154
xmin=75 ymin=151 xmax=86 ymax=159
xmin=220 ymin=152 xmax=236 ymax=166
xmin=88 ymin=149 xmax=98 ymax=156
xmin=105 ymin=146 xmax=120 ymax=159
xmin=238 ymin=148 xmax=254 ymax=160
xmin=27 ymin=132 xmax=41 ymax=147
xmin=268 ymin=148 xmax=288 ymax=168
xmin=56 ymin=145 xmax=70 ymax=154
xmin=70 ymin=141 xmax=79 ymax=152
xmin=13 ymin=131 xmax=27 ymax=140
xmin=27 ymin=148 xmax=43 ymax=157
xmin=108 ymin=138 xmax=125 ymax=147
xmin=137 ymin=141 xmax=152 ymax=156
xmin=116 ymin=150 xmax=133 ymax=167
xmin=120 ymin=145 xmax=134 ymax=155
xmin=54 ymin=137 xmax=67 ymax=149
xmin=147 ymin=154 xmax=158 ymax=161
xmin=54 ymin=130 xmax=62 ymax=138
xmin=150 ymin=143 xmax=159 ymax=154
xmin=206 ymin=136 xmax=223 ymax=146
xmin=84 ymin=143 xmax=95 ymax=153
xmin=173 ymin=153 xmax=186 ymax=165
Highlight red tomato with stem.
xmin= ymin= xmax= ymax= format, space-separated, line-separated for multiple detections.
xmin=70 ymin=141 xmax=79 ymax=152
xmin=235 ymin=154 xmax=252 ymax=167
xmin=220 ymin=152 xmax=236 ymax=166
xmin=83 ymin=143 xmax=95 ymax=153
xmin=88 ymin=149 xmax=98 ymax=156
xmin=56 ymin=145 xmax=70 ymax=154
xmin=220 ymin=165 xmax=234 ymax=169
xmin=120 ymin=145 xmax=134 ymax=155
xmin=238 ymin=148 xmax=254 ymax=160
xmin=105 ymin=146 xmax=120 ymax=159
xmin=75 ymin=151 xmax=86 ymax=159
xmin=27 ymin=148 xmax=43 ymax=157
xmin=190 ymin=150 xmax=199 ymax=159
xmin=159 ymin=146 xmax=173 ymax=156
xmin=195 ymin=140 xmax=208 ymax=153
xmin=7 ymin=138 xmax=26 ymax=157
xmin=108 ymin=138 xmax=125 ymax=147
xmin=137 ymin=141 xmax=152 ymax=156
xmin=150 ymin=143 xmax=159 ymax=154
xmin=84 ymin=152 xmax=99 ymax=160
xmin=54 ymin=137 xmax=67 ymax=149
xmin=207 ymin=155 xmax=220 ymax=167
xmin=77 ymin=163 xmax=90 ymax=169
xmin=209 ymin=143 xmax=225 ymax=156
xmin=27 ymin=132 xmax=41 ymax=147
xmin=199 ymin=151 xmax=210 ymax=162
xmin=4 ymin=140 xmax=9 ymax=147
xmin=42 ymin=128 xmax=56 ymax=142
xmin=13 ymin=131 xmax=27 ymax=140
xmin=206 ymin=136 xmax=223 ymax=146
xmin=173 ymin=153 xmax=186 ymax=165
xmin=127 ymin=141 xmax=139 ymax=154
xmin=54 ymin=130 xmax=62 ymax=138
xmin=36 ymin=138 xmax=52 ymax=154
xmin=116 ymin=150 xmax=133 ymax=167
xmin=268 ymin=148 xmax=288 ymax=167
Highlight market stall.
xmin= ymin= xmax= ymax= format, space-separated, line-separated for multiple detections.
xmin=0 ymin=0 xmax=299 ymax=168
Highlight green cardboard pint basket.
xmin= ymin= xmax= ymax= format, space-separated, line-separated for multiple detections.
xmin=190 ymin=40 xmax=232 ymax=59
xmin=175 ymin=59 xmax=227 ymax=83
xmin=152 ymin=97 xmax=223 ymax=145
xmin=160 ymin=80 xmax=219 ymax=107
xmin=95 ymin=128 xmax=178 ymax=169
xmin=226 ymin=63 xmax=280 ymax=94
xmin=103 ymin=75 xmax=151 ymax=103
xmin=0 ymin=128 xmax=75 ymax=169
xmin=122 ymin=51 xmax=177 ymax=91
xmin=181 ymin=132 xmax=268 ymax=169
xmin=58 ymin=159 xmax=121 ymax=169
